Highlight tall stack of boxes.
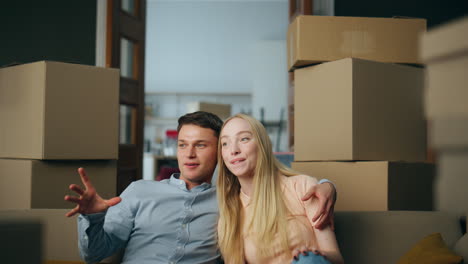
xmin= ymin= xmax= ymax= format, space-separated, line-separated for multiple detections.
xmin=0 ymin=61 xmax=119 ymax=262
xmin=287 ymin=15 xmax=435 ymax=211
xmin=420 ymin=16 xmax=468 ymax=216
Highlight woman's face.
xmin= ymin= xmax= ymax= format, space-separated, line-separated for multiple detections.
xmin=220 ymin=118 xmax=258 ymax=179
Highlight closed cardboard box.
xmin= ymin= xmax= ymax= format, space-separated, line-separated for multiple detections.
xmin=0 ymin=61 xmax=119 ymax=159
xmin=0 ymin=159 xmax=116 ymax=209
xmin=420 ymin=16 xmax=468 ymax=63
xmin=295 ymin=58 xmax=426 ymax=162
xmin=0 ymin=218 xmax=42 ymax=264
xmin=430 ymin=117 xmax=468 ymax=150
xmin=435 ymin=151 xmax=468 ymax=216
xmin=287 ymin=15 xmax=426 ymax=70
xmin=420 ymin=16 xmax=468 ymax=119
xmin=186 ymin=102 xmax=231 ymax=120
xmin=0 ymin=209 xmax=80 ymax=263
xmin=292 ymin=161 xmax=434 ymax=211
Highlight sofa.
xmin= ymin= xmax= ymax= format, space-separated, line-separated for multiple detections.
xmin=1 ymin=209 xmax=466 ymax=263
xmin=334 ymin=211 xmax=467 ymax=264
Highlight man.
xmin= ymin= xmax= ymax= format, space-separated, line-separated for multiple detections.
xmin=65 ymin=111 xmax=336 ymax=264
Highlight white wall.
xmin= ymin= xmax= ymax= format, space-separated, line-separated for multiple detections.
xmin=145 ymin=0 xmax=289 ymax=94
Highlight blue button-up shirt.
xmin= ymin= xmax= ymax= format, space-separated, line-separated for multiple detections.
xmin=78 ymin=174 xmax=220 ymax=264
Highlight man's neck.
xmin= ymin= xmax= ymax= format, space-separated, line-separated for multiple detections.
xmin=178 ymin=175 xmax=211 ymax=190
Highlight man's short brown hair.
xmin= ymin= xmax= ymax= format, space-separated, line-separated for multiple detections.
xmin=177 ymin=111 xmax=223 ymax=138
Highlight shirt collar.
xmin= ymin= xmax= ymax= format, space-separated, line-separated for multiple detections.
xmin=169 ymin=173 xmax=212 ymax=192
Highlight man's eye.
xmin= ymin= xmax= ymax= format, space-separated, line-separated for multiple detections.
xmin=196 ymin=144 xmax=206 ymax=148
xmin=178 ymin=144 xmax=186 ymax=148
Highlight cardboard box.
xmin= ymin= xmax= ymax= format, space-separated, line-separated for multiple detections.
xmin=295 ymin=58 xmax=426 ymax=162
xmin=0 ymin=218 xmax=42 ymax=264
xmin=424 ymin=55 xmax=468 ymax=118
xmin=420 ymin=16 xmax=468 ymax=63
xmin=0 ymin=159 xmax=116 ymax=209
xmin=186 ymin=102 xmax=231 ymax=120
xmin=0 ymin=61 xmax=119 ymax=159
xmin=435 ymin=151 xmax=468 ymax=216
xmin=0 ymin=209 xmax=81 ymax=262
xmin=287 ymin=15 xmax=426 ymax=70
xmin=292 ymin=161 xmax=434 ymax=211
xmin=420 ymin=17 xmax=468 ymax=119
xmin=430 ymin=117 xmax=468 ymax=150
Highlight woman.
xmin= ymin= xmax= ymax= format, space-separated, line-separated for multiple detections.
xmin=217 ymin=114 xmax=344 ymax=264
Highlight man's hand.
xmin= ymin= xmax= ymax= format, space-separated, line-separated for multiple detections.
xmin=302 ymin=182 xmax=336 ymax=230
xmin=64 ymin=167 xmax=121 ymax=217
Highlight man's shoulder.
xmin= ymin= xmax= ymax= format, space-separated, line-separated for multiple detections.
xmin=125 ymin=179 xmax=170 ymax=193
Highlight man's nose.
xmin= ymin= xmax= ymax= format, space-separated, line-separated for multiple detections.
xmin=188 ymin=146 xmax=196 ymax=158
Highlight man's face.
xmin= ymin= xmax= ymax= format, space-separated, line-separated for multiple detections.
xmin=177 ymin=124 xmax=218 ymax=189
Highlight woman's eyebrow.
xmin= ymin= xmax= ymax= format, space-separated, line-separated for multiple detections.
xmin=220 ymin=130 xmax=253 ymax=139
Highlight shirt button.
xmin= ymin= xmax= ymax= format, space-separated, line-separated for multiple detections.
xmin=84 ymin=235 xmax=88 ymax=240
xmin=182 ymin=224 xmax=186 ymax=228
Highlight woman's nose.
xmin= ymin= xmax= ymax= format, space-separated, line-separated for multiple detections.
xmin=230 ymin=143 xmax=240 ymax=155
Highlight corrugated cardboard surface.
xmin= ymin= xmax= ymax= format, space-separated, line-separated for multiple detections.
xmin=295 ymin=58 xmax=426 ymax=161
xmin=0 ymin=209 xmax=80 ymax=262
xmin=431 ymin=117 xmax=468 ymax=149
xmin=287 ymin=15 xmax=426 ymax=70
xmin=435 ymin=151 xmax=468 ymax=216
xmin=0 ymin=62 xmax=46 ymax=159
xmin=0 ymin=218 xmax=42 ymax=264
xmin=186 ymin=102 xmax=232 ymax=120
xmin=425 ymin=55 xmax=468 ymax=119
xmin=420 ymin=16 xmax=468 ymax=63
xmin=0 ymin=159 xmax=116 ymax=209
xmin=292 ymin=161 xmax=434 ymax=211
xmin=0 ymin=61 xmax=119 ymax=159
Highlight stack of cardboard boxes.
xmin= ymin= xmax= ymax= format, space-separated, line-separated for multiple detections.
xmin=420 ymin=16 xmax=468 ymax=216
xmin=287 ymin=15 xmax=435 ymax=211
xmin=0 ymin=61 xmax=119 ymax=263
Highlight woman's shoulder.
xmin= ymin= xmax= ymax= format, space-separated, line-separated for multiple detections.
xmin=282 ymin=174 xmax=319 ymax=185
xmin=281 ymin=174 xmax=319 ymax=195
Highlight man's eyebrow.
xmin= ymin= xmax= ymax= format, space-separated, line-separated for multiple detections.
xmin=177 ymin=139 xmax=210 ymax=143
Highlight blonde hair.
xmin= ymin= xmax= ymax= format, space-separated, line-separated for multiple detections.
xmin=216 ymin=114 xmax=298 ymax=263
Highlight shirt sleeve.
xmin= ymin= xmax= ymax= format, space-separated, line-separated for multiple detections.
xmin=318 ymin=178 xmax=337 ymax=192
xmin=77 ymin=183 xmax=137 ymax=263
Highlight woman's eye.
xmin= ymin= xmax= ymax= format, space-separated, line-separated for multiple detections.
xmin=221 ymin=142 xmax=227 ymax=147
xmin=241 ymin=137 xmax=249 ymax=142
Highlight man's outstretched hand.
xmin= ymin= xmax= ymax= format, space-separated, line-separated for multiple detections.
xmin=64 ymin=167 xmax=121 ymax=217
xmin=302 ymin=182 xmax=336 ymax=230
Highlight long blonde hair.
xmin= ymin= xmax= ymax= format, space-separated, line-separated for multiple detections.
xmin=217 ymin=114 xmax=298 ymax=263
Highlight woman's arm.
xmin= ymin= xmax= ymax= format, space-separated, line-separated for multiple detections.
xmin=296 ymin=175 xmax=344 ymax=264
xmin=313 ymin=226 xmax=344 ymax=264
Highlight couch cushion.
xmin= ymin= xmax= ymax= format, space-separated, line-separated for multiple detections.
xmin=396 ymin=233 xmax=463 ymax=264
xmin=454 ymin=234 xmax=468 ymax=262
xmin=334 ymin=211 xmax=463 ymax=264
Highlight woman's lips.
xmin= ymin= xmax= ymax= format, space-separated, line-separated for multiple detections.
xmin=230 ymin=158 xmax=245 ymax=165
xmin=184 ymin=162 xmax=199 ymax=168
